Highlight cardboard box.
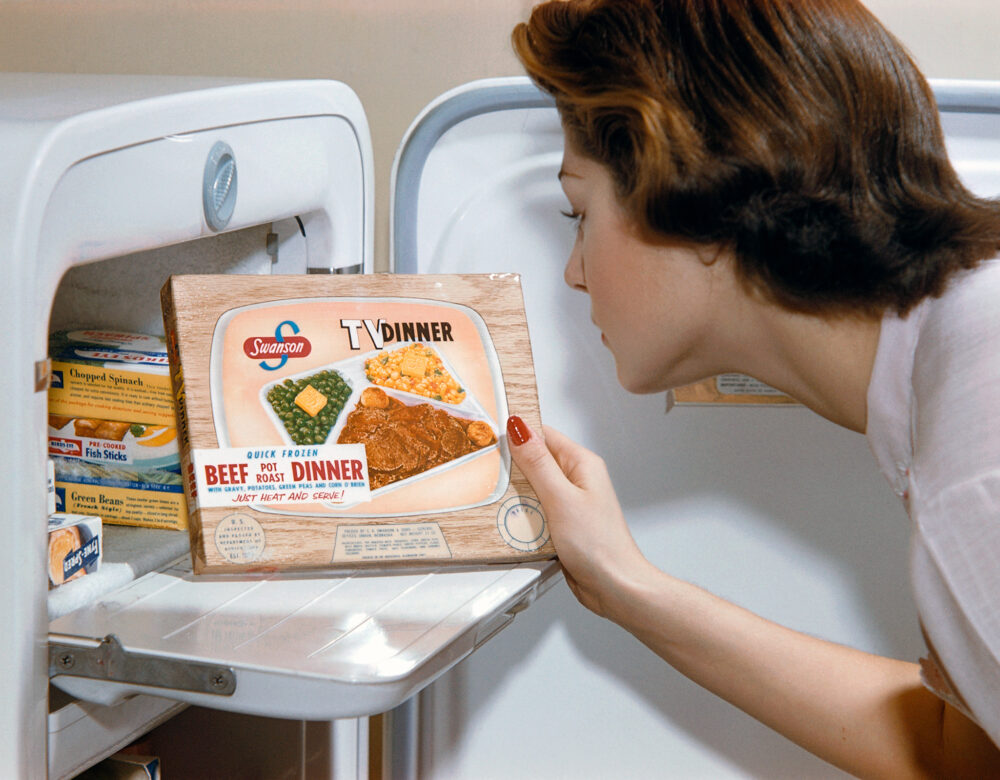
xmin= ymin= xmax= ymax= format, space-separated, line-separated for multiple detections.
xmin=47 ymin=513 xmax=102 ymax=588
xmin=76 ymin=752 xmax=159 ymax=780
xmin=670 ymin=374 xmax=797 ymax=406
xmin=48 ymin=331 xmax=175 ymax=427
xmin=47 ymin=458 xmax=56 ymax=515
xmin=161 ymin=274 xmax=553 ymax=574
xmin=52 ymin=459 xmax=187 ymax=531
xmin=48 ymin=331 xmax=187 ymax=530
xmin=48 ymin=415 xmax=179 ymax=471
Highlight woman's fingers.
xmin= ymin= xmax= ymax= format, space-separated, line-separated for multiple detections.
xmin=539 ymin=424 xmax=609 ymax=491
xmin=506 ymin=416 xmax=607 ymax=498
xmin=505 ymin=416 xmax=580 ymax=504
xmin=505 ymin=415 xmax=649 ymax=614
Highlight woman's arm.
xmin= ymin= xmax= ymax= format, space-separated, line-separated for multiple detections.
xmin=506 ymin=418 xmax=1000 ymax=779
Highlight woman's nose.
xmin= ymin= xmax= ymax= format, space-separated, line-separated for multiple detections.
xmin=563 ymin=242 xmax=587 ymax=292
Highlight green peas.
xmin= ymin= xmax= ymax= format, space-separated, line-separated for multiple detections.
xmin=267 ymin=369 xmax=352 ymax=445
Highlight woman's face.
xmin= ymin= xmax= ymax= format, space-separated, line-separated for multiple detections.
xmin=558 ymin=139 xmax=741 ymax=393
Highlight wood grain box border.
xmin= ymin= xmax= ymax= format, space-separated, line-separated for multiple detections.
xmin=161 ymin=273 xmax=553 ymax=575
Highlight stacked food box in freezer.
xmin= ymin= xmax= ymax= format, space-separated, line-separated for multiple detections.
xmin=47 ymin=330 xmax=186 ymax=531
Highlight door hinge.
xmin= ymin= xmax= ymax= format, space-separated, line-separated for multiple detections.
xmin=307 ymin=263 xmax=363 ymax=275
xmin=266 ymin=231 xmax=279 ymax=263
xmin=35 ymin=358 xmax=51 ymax=392
xmin=49 ymin=633 xmax=236 ymax=697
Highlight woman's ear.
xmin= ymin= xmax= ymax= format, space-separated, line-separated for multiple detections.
xmin=700 ymin=244 xmax=726 ymax=267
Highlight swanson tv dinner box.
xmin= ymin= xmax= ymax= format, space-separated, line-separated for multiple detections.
xmin=161 ymin=274 xmax=553 ymax=574
xmin=47 ymin=330 xmax=186 ymax=530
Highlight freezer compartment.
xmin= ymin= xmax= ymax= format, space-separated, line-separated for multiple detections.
xmin=0 ymin=75 xmax=381 ymax=778
xmin=42 ymin=233 xmax=359 ymax=777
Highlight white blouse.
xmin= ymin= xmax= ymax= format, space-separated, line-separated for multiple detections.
xmin=866 ymin=257 xmax=1000 ymax=746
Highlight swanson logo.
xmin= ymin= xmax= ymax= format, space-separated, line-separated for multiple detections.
xmin=244 ymin=320 xmax=312 ymax=371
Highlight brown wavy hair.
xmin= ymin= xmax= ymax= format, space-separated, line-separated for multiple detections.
xmin=512 ymin=0 xmax=1000 ymax=315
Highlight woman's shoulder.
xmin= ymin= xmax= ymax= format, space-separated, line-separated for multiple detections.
xmin=919 ymin=256 xmax=1000 ymax=336
xmin=910 ymin=256 xmax=1000 ymax=492
xmin=912 ymin=257 xmax=1000 ymax=383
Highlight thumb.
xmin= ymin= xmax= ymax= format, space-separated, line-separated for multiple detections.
xmin=506 ymin=415 xmax=575 ymax=505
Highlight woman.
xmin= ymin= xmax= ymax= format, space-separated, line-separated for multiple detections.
xmin=506 ymin=1 xmax=1000 ymax=777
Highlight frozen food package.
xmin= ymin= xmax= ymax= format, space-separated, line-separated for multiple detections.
xmin=161 ymin=273 xmax=552 ymax=574
xmin=51 ymin=456 xmax=186 ymax=531
xmin=48 ymin=415 xmax=179 ymax=471
xmin=47 ymin=331 xmax=187 ymax=530
xmin=47 ymin=330 xmax=175 ymax=427
xmin=47 ymin=458 xmax=56 ymax=515
xmin=48 ymin=513 xmax=102 ymax=588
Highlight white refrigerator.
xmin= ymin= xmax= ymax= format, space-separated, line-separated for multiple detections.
xmin=2 ymin=73 xmax=998 ymax=779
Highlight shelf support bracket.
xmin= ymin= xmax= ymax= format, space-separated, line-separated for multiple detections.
xmin=48 ymin=633 xmax=237 ymax=697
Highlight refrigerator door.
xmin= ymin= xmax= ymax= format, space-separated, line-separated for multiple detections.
xmin=935 ymin=79 xmax=1000 ymax=195
xmin=388 ymin=77 xmax=1000 ymax=777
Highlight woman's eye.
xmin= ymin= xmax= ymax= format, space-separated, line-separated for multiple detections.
xmin=560 ymin=209 xmax=583 ymax=229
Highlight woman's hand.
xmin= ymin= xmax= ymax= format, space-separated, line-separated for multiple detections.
xmin=505 ymin=415 xmax=654 ymax=619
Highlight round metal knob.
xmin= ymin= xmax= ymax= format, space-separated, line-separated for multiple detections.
xmin=202 ymin=140 xmax=238 ymax=231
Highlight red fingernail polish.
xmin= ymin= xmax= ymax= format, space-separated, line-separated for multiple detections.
xmin=506 ymin=415 xmax=530 ymax=446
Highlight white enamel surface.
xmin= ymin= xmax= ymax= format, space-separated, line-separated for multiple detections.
xmin=396 ymin=81 xmax=1000 ymax=779
xmin=50 ymin=557 xmax=556 ymax=718
xmin=942 ymin=110 xmax=1000 ymax=196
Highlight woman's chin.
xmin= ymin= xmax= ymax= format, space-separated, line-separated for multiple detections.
xmin=614 ymin=367 xmax=669 ymax=396
xmin=614 ymin=359 xmax=711 ymax=396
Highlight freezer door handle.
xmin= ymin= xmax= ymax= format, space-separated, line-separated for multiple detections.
xmin=472 ymin=583 xmax=543 ymax=650
xmin=49 ymin=633 xmax=236 ymax=697
xmin=473 ymin=611 xmax=515 ymax=650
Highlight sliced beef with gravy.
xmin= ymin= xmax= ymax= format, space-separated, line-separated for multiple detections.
xmin=337 ymin=387 xmax=496 ymax=489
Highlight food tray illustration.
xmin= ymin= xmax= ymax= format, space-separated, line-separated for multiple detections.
xmin=257 ymin=341 xmax=501 ymax=507
xmin=207 ymin=295 xmax=511 ymax=518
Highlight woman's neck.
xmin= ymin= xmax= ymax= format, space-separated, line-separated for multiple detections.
xmin=729 ymin=301 xmax=882 ymax=433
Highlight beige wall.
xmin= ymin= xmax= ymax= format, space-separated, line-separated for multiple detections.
xmin=2 ymin=0 xmax=997 ymax=271
xmin=865 ymin=0 xmax=1000 ymax=78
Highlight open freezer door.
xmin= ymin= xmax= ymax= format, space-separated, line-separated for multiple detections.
xmin=49 ymin=556 xmax=556 ymax=718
